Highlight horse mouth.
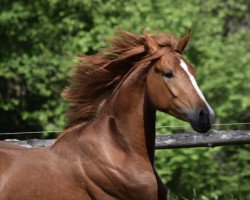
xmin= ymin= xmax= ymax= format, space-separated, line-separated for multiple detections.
xmin=190 ymin=122 xmax=212 ymax=133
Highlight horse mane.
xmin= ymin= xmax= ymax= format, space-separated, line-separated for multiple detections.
xmin=62 ymin=30 xmax=179 ymax=127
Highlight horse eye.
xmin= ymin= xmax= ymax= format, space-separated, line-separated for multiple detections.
xmin=164 ymin=70 xmax=174 ymax=79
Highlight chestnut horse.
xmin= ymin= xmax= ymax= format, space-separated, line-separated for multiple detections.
xmin=0 ymin=29 xmax=214 ymax=200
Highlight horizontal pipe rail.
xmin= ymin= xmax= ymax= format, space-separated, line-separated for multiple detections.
xmin=155 ymin=130 xmax=250 ymax=149
xmin=2 ymin=130 xmax=250 ymax=149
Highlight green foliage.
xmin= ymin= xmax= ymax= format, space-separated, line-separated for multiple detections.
xmin=156 ymin=146 xmax=250 ymax=199
xmin=0 ymin=0 xmax=249 ymax=198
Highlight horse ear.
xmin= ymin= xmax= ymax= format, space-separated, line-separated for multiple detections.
xmin=176 ymin=28 xmax=191 ymax=53
xmin=142 ymin=28 xmax=159 ymax=53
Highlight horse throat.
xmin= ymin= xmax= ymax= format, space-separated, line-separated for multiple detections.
xmin=143 ymin=95 xmax=157 ymax=163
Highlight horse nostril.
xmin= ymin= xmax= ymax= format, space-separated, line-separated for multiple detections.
xmin=199 ymin=109 xmax=209 ymax=124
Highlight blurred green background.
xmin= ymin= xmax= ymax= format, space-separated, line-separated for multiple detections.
xmin=0 ymin=0 xmax=249 ymax=199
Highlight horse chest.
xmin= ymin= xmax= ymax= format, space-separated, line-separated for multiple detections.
xmin=81 ymin=157 xmax=159 ymax=200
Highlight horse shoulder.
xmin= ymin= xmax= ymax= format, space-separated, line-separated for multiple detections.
xmin=80 ymin=149 xmax=159 ymax=200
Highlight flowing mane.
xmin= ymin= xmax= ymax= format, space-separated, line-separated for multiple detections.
xmin=62 ymin=30 xmax=179 ymax=126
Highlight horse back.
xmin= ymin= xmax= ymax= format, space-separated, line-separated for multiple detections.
xmin=0 ymin=140 xmax=26 ymax=150
xmin=0 ymin=141 xmax=88 ymax=200
xmin=0 ymin=141 xmax=25 ymax=177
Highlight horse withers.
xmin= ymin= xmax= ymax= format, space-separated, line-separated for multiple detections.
xmin=0 ymin=28 xmax=214 ymax=200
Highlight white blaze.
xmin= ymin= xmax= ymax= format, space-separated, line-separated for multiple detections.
xmin=179 ymin=59 xmax=214 ymax=117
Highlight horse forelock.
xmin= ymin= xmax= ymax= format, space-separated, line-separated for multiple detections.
xmin=63 ymin=30 xmax=179 ymax=127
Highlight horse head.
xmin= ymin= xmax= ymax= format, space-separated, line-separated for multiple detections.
xmin=144 ymin=29 xmax=214 ymax=133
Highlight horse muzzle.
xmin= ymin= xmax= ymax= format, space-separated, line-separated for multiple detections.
xmin=187 ymin=108 xmax=214 ymax=133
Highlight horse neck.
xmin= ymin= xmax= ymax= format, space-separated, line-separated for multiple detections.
xmin=104 ymin=74 xmax=156 ymax=163
xmin=52 ymin=70 xmax=156 ymax=164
